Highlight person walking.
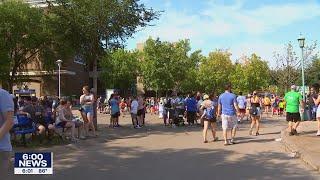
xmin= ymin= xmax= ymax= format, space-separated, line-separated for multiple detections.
xmin=130 ymin=96 xmax=140 ymax=128
xmin=201 ymin=94 xmax=218 ymax=143
xmin=284 ymin=85 xmax=304 ymax=136
xmin=110 ymin=94 xmax=120 ymax=128
xmin=263 ymin=95 xmax=271 ymax=117
xmin=249 ymin=91 xmax=262 ymax=136
xmin=137 ymin=95 xmax=145 ymax=127
xmin=185 ymin=93 xmax=197 ymax=126
xmin=217 ymin=84 xmax=240 ymax=145
xmin=312 ymin=91 xmax=320 ymax=136
xmin=80 ymin=86 xmax=97 ymax=137
xmin=0 ymin=88 xmax=14 ymax=177
xmin=236 ymin=92 xmax=246 ymax=123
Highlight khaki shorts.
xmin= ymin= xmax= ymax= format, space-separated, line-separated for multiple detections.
xmin=221 ymin=115 xmax=237 ymax=130
xmin=0 ymin=151 xmax=11 ymax=177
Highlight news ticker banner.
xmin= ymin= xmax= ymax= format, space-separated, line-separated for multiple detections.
xmin=14 ymin=152 xmax=53 ymax=175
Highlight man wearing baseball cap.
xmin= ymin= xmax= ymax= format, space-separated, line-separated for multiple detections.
xmin=284 ymin=85 xmax=304 ymax=136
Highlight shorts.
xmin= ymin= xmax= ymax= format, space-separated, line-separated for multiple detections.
xmin=221 ymin=114 xmax=237 ymax=130
xmin=187 ymin=111 xmax=196 ymax=122
xmin=82 ymin=105 xmax=94 ymax=116
xmin=239 ymin=109 xmax=246 ymax=113
xmin=111 ymin=112 xmax=120 ymax=118
xmin=203 ymin=117 xmax=217 ymax=123
xmin=137 ymin=109 xmax=144 ymax=116
xmin=286 ymin=112 xmax=301 ymax=122
xmin=131 ymin=113 xmax=137 ymax=119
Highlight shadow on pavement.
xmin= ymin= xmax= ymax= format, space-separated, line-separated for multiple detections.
xmin=9 ymin=146 xmax=317 ymax=180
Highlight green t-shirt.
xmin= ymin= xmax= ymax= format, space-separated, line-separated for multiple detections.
xmin=284 ymin=91 xmax=302 ymax=113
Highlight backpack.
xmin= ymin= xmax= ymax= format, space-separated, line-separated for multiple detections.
xmin=250 ymin=105 xmax=258 ymax=115
xmin=205 ymin=105 xmax=215 ymax=120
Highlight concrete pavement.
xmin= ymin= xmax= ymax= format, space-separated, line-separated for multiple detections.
xmin=281 ymin=120 xmax=320 ymax=172
xmin=7 ymin=113 xmax=320 ymax=180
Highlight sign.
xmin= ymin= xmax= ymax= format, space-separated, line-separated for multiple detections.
xmin=14 ymin=152 xmax=53 ymax=175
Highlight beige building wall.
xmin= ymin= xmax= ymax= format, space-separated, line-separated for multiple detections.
xmin=136 ymin=43 xmax=145 ymax=95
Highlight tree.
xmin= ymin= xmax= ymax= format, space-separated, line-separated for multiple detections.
xmin=179 ymin=50 xmax=204 ymax=92
xmin=0 ymin=1 xmax=67 ymax=91
xmin=48 ymin=0 xmax=160 ymax=93
xmin=141 ymin=38 xmax=197 ymax=94
xmin=305 ymin=57 xmax=320 ymax=86
xmin=197 ymin=50 xmax=234 ymax=93
xmin=272 ymin=42 xmax=317 ymax=93
xmin=244 ymin=54 xmax=271 ymax=92
xmin=100 ymin=49 xmax=140 ymax=91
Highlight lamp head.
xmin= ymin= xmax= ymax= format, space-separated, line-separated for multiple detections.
xmin=297 ymin=33 xmax=305 ymax=48
xmin=56 ymin=59 xmax=63 ymax=66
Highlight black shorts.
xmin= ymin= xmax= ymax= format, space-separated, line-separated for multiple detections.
xmin=286 ymin=112 xmax=301 ymax=122
xmin=203 ymin=117 xmax=217 ymax=123
xmin=187 ymin=111 xmax=196 ymax=121
xmin=111 ymin=112 xmax=120 ymax=118
xmin=137 ymin=109 xmax=144 ymax=116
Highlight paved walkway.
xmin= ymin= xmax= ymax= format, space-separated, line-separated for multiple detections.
xmin=281 ymin=120 xmax=320 ymax=172
xmin=8 ymin=113 xmax=320 ymax=180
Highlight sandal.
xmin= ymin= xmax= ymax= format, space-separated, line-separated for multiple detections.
xmin=256 ymin=132 xmax=260 ymax=136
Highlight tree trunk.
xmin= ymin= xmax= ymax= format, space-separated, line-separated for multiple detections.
xmin=93 ymin=58 xmax=98 ymax=130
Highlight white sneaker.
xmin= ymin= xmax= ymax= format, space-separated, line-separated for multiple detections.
xmin=136 ymin=125 xmax=142 ymax=129
xmin=316 ymin=130 xmax=320 ymax=136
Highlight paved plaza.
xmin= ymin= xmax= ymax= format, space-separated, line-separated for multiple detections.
xmin=8 ymin=113 xmax=320 ymax=180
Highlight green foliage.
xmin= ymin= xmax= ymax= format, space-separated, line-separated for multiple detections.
xmin=141 ymin=38 xmax=201 ymax=93
xmin=197 ymin=50 xmax=234 ymax=93
xmin=49 ymin=0 xmax=160 ymax=63
xmin=305 ymin=57 xmax=320 ymax=86
xmin=100 ymin=49 xmax=140 ymax=90
xmin=0 ymin=1 xmax=66 ymax=90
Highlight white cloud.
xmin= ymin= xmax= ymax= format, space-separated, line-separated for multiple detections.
xmin=230 ymin=41 xmax=284 ymax=67
xmin=128 ymin=0 xmax=320 ymax=61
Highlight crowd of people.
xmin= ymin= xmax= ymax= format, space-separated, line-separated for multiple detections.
xmin=1 ymin=82 xmax=320 ymax=174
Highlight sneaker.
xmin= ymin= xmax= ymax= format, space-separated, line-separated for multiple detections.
xmin=79 ymin=136 xmax=86 ymax=140
xmin=136 ymin=125 xmax=142 ymax=129
xmin=230 ymin=139 xmax=237 ymax=144
xmin=316 ymin=130 xmax=320 ymax=136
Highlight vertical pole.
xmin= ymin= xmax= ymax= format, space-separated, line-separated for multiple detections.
xmin=301 ymin=47 xmax=305 ymax=102
xmin=58 ymin=64 xmax=61 ymax=99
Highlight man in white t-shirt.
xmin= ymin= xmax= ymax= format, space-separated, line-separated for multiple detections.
xmin=131 ymin=96 xmax=139 ymax=128
xmin=236 ymin=92 xmax=246 ymax=123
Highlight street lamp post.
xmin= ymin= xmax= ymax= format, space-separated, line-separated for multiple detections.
xmin=297 ymin=34 xmax=306 ymax=102
xmin=56 ymin=59 xmax=63 ymax=99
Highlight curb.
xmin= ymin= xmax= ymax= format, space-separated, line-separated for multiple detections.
xmin=280 ymin=129 xmax=320 ymax=172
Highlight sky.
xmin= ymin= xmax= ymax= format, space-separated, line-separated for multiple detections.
xmin=125 ymin=0 xmax=320 ymax=66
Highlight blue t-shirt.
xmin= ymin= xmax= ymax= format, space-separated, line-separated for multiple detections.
xmin=218 ymin=92 xmax=237 ymax=116
xmin=0 ymin=89 xmax=14 ymax=151
xmin=185 ymin=97 xmax=197 ymax=112
xmin=110 ymin=98 xmax=120 ymax=114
